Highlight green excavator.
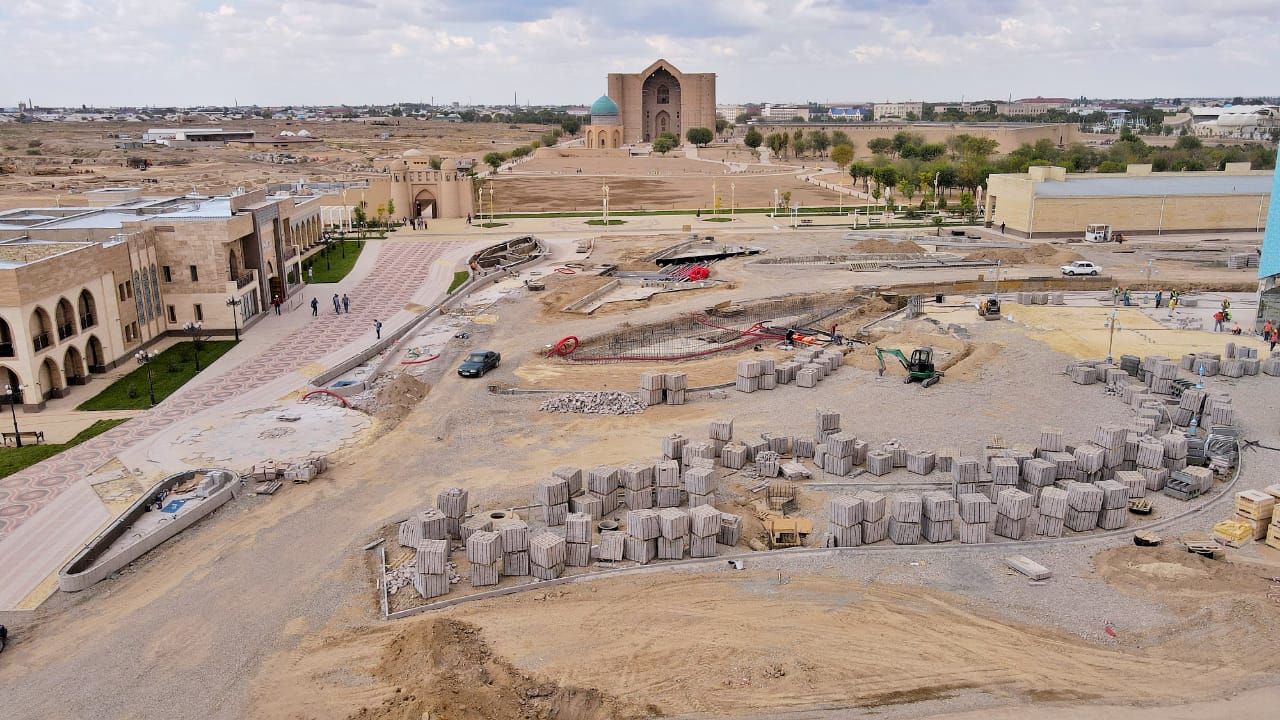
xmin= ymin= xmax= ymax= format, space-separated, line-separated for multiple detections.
xmin=875 ymin=346 xmax=943 ymax=387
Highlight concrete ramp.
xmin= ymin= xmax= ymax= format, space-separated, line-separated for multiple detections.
xmin=0 ymin=480 xmax=109 ymax=609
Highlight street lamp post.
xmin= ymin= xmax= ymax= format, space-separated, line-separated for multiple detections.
xmin=712 ymin=181 xmax=717 ymax=218
xmin=992 ymin=261 xmax=1005 ymax=298
xmin=4 ymin=384 xmax=25 ymax=447
xmin=135 ymin=350 xmax=158 ymax=406
xmin=1103 ymin=310 xmax=1122 ymax=364
xmin=731 ymin=182 xmax=736 ymax=217
xmin=602 ymin=184 xmax=610 ymax=226
xmin=225 ymin=296 xmax=242 ymax=342
xmin=183 ymin=321 xmax=203 ymax=372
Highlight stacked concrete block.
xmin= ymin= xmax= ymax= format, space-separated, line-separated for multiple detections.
xmin=621 ymin=462 xmax=655 ymax=510
xmin=656 ymin=508 xmax=689 ymax=560
xmin=717 ymin=512 xmax=743 ymax=546
xmin=689 ymin=505 xmax=721 ymax=558
xmin=866 ymin=451 xmax=893 ymax=476
xmin=413 ymin=539 xmax=451 ymax=599
xmin=1039 ymin=428 xmax=1065 ymax=452
xmin=665 ymin=372 xmax=688 ymax=405
xmin=459 ymin=514 xmax=493 ymax=542
xmin=596 ymin=530 xmax=625 ymax=562
xmin=720 ymin=443 xmax=749 ymax=470
xmin=766 ymin=434 xmax=791 ymax=456
xmin=921 ymin=491 xmax=957 ymax=543
xmin=551 ymin=467 xmax=583 ymax=496
xmin=662 ymin=434 xmax=687 ymax=461
xmin=640 ymin=372 xmax=666 ymax=406
xmin=709 ymin=418 xmax=735 ymax=443
xmin=827 ymin=495 xmax=865 ymax=547
xmin=774 ymin=361 xmax=801 ymax=384
xmin=851 ymin=440 xmax=870 ymax=467
xmin=852 ymin=490 xmax=887 ymax=544
xmin=757 ymin=358 xmax=778 ymax=390
xmin=1036 ymin=487 xmax=1069 ymax=537
xmin=815 ymin=408 xmax=841 ymax=439
xmin=1073 ymin=443 xmax=1106 ymax=475
xmin=587 ymin=465 xmax=620 ymax=514
xmin=466 ymin=530 xmax=502 ymax=586
xmin=404 ymin=508 xmax=450 ymax=548
xmin=1064 ymin=482 xmax=1103 ymax=532
xmin=1095 ymin=480 xmax=1130 ymax=530
xmin=993 ymin=488 xmax=1033 ymax=539
xmin=498 ymin=519 xmax=530 ymax=577
xmin=1042 ymin=451 xmax=1077 ymax=479
xmin=821 ymin=431 xmax=857 ymax=475
xmin=1019 ymin=458 xmax=1057 ymax=504
xmin=820 ymin=349 xmax=844 ymax=373
xmin=1162 ymin=432 xmax=1189 ymax=472
xmin=684 ymin=465 xmax=717 ymax=506
xmin=990 ymin=457 xmax=1020 ymax=487
xmin=1207 ymin=397 xmax=1234 ymax=426
xmin=1070 ymin=364 xmax=1097 ymax=385
xmin=936 ymin=449 xmax=957 ymax=474
xmin=570 ymin=492 xmax=604 ymax=519
xmin=906 ymin=450 xmax=936 ymax=476
xmin=957 ymin=493 xmax=992 ymax=543
xmin=1193 ymin=355 xmax=1220 ymax=376
xmin=535 ymin=476 xmax=571 ymax=526
xmin=736 ymin=359 xmax=763 ymax=393
xmin=683 ymin=441 xmax=716 ymax=468
xmin=564 ymin=512 xmax=593 ymax=567
xmin=529 ymin=532 xmax=567 ymax=580
xmin=1221 ymin=359 xmax=1245 ymax=378
xmin=755 ymin=451 xmax=782 ymax=479
xmin=952 ymin=456 xmax=980 ymax=488
xmin=888 ymin=494 xmax=922 ymax=545
xmin=796 ymin=367 xmax=820 ymax=388
xmin=1113 ymin=470 xmax=1147 ymax=499
xmin=655 ymin=459 xmax=683 ymax=507
xmin=745 ymin=439 xmax=769 ymax=461
xmin=792 ymin=436 xmax=816 ymax=458
xmin=1263 ymin=356 xmax=1280 ymax=376
xmin=436 ymin=487 xmax=469 ymax=539
xmin=623 ymin=509 xmax=659 ymax=564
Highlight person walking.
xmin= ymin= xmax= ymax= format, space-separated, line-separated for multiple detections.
xmin=466 ymin=214 xmax=472 ymax=226
xmin=1154 ymin=290 xmax=1163 ymax=309
xmin=332 ymin=293 xmax=341 ymax=314
xmin=1213 ymin=310 xmax=1225 ymax=332
xmin=373 ymin=319 xmax=382 ymax=340
xmin=999 ymin=221 xmax=1005 ymax=235
xmin=272 ymin=294 xmax=282 ymax=316
xmin=342 ymin=294 xmax=350 ymax=314
xmin=1168 ymin=295 xmax=1177 ymax=316
xmin=1270 ymin=328 xmax=1278 ymax=352
xmin=310 ymin=297 xmax=319 ymax=317
xmin=1263 ymin=319 xmax=1273 ymax=340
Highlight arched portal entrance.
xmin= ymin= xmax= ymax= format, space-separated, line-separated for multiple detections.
xmin=642 ymin=66 xmax=682 ymax=142
xmin=86 ymin=335 xmax=106 ymax=373
xmin=64 ymin=346 xmax=86 ymax=385
xmin=414 ymin=189 xmax=438 ymax=220
xmin=0 ymin=365 xmax=21 ymax=403
xmin=39 ymin=356 xmax=64 ymax=400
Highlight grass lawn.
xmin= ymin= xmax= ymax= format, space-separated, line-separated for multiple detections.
xmin=76 ymin=341 xmax=239 ymax=411
xmin=447 ymin=271 xmax=470 ymax=294
xmin=702 ymin=216 xmax=735 ymax=222
xmin=585 ymin=219 xmax=626 ymax=226
xmin=477 ymin=222 xmax=508 ymax=228
xmin=305 ymin=241 xmax=365 ymax=284
xmin=0 ymin=418 xmax=128 ymax=479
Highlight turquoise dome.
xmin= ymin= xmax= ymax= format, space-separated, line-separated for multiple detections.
xmin=590 ymin=95 xmax=619 ymax=116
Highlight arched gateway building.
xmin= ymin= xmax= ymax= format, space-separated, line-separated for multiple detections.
xmin=596 ymin=59 xmax=717 ymax=145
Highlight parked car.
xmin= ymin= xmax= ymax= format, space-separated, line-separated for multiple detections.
xmin=457 ymin=350 xmax=501 ymax=378
xmin=1061 ymin=260 xmax=1102 ymax=276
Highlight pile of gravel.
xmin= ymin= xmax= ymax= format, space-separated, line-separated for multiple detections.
xmin=539 ymin=391 xmax=646 ymax=415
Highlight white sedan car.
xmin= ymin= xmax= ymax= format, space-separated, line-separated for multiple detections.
xmin=1061 ymin=260 xmax=1103 ymax=276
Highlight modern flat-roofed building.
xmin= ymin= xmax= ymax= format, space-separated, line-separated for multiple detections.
xmin=873 ymin=102 xmax=924 ymax=121
xmin=142 ymin=128 xmax=255 ymax=146
xmin=984 ymin=163 xmax=1272 ymax=238
xmin=0 ymin=189 xmax=321 ymax=408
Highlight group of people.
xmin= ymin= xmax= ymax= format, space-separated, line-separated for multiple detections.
xmin=1112 ymin=287 xmax=1180 ymax=312
xmin=406 ymin=216 xmax=428 ymax=230
xmin=304 ymin=293 xmax=383 ymax=339
xmin=1261 ymin=319 xmax=1279 ymax=350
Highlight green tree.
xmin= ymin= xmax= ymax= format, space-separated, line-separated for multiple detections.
xmin=735 ymin=112 xmax=752 ymax=124
xmin=766 ymin=132 xmax=786 ymax=158
xmin=351 ymin=203 xmax=367 ymax=238
xmin=830 ymin=144 xmax=854 ymax=171
xmin=1174 ymin=135 xmax=1202 ymax=151
xmin=652 ymin=135 xmax=677 ymax=155
xmin=898 ymin=178 xmax=915 ymax=203
xmin=375 ymin=203 xmax=387 ymax=230
xmin=386 ymin=198 xmax=395 ymax=224
xmin=685 ymin=127 xmax=714 ymax=146
xmin=744 ymin=128 xmax=763 ymax=150
xmin=849 ymin=160 xmax=874 ymax=192
xmin=808 ymin=130 xmax=830 ymax=157
xmin=867 ymin=137 xmax=894 ymax=155
xmin=483 ymin=151 xmax=507 ymax=170
xmin=560 ymin=118 xmax=581 ymax=136
xmin=715 ymin=117 xmax=731 ymax=135
xmin=831 ymin=130 xmax=851 ymax=147
xmin=1097 ymin=160 xmax=1127 ymax=173
xmin=510 ymin=145 xmax=532 ymax=158
xmin=793 ymin=137 xmax=809 ymax=158
xmin=871 ymin=166 xmax=899 ymax=194
xmin=958 ymin=191 xmax=976 ymax=219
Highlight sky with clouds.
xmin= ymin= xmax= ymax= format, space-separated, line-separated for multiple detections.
xmin=2 ymin=0 xmax=1275 ymax=107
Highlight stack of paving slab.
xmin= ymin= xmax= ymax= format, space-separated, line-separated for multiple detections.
xmin=1112 ymin=469 xmax=1147 ymax=499
xmin=755 ymin=450 xmax=782 ymax=479
xmin=588 ymin=465 xmax=621 ymax=515
xmin=774 ymin=359 xmax=801 ymax=385
xmin=718 ymin=511 xmax=743 ymax=547
xmin=993 ymin=488 xmax=1033 ymax=539
xmin=921 ymin=491 xmax=957 ymax=543
xmin=657 ymin=507 xmax=689 ymax=559
xmin=625 ymin=508 xmax=660 ymax=564
xmin=620 ymin=462 xmax=655 ymax=510
xmin=414 ymin=538 xmax=451 ymax=599
xmin=855 ymin=490 xmax=888 ymax=543
xmin=684 ymin=460 xmax=718 ymax=505
xmin=1036 ymin=486 xmax=1069 ymax=537
xmin=435 ymin=484 xmax=471 ymax=535
xmin=1264 ymin=353 xmax=1280 ymax=377
xmin=826 ymin=494 xmax=864 ymax=547
xmin=989 ymin=456 xmax=1020 ymax=498
xmin=736 ymin=359 xmax=766 ymax=393
xmin=665 ymin=372 xmax=688 ymax=405
xmin=683 ymin=441 xmax=717 ymax=468
xmin=689 ymin=505 xmax=721 ymax=557
xmin=1064 ymin=482 xmax=1104 ymax=532
xmin=957 ymin=492 xmax=993 ymax=543
xmin=888 ymin=493 xmax=922 ymax=545
xmin=498 ymin=518 xmax=530 ymax=576
xmin=466 ymin=529 xmax=502 ymax=586
xmin=821 ymin=431 xmax=860 ymax=476
xmin=562 ymin=467 xmax=603 ymax=519
xmin=709 ymin=417 xmax=734 ymax=457
xmin=1172 ymin=388 xmax=1205 ymax=428
xmin=460 ymin=512 xmax=493 ymax=542
xmin=597 ymin=528 xmax=625 ymax=562
xmin=529 ymin=532 xmax=567 ymax=580
xmin=639 ymin=372 xmax=666 ymax=407
xmin=1016 ymin=455 xmax=1055 ymax=503
xmin=907 ymin=449 xmax=935 ymax=476
xmin=951 ymin=455 xmax=981 ymax=495
xmin=564 ymin=512 xmax=593 ymax=566
xmin=1093 ymin=424 xmax=1128 ymax=477
xmin=793 ymin=350 xmax=824 ymax=388
xmin=399 ymin=507 xmax=450 ymax=548
xmin=534 ymin=476 xmax=570 ymax=526
xmin=1205 ymin=395 xmax=1234 ymax=426
xmin=1095 ymin=479 xmax=1130 ymax=530
xmin=1135 ymin=435 xmax=1169 ymax=491
xmin=655 ymin=458 xmax=683 ymax=507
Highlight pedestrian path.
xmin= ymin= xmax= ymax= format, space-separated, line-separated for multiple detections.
xmin=0 ymin=240 xmax=463 ymax=542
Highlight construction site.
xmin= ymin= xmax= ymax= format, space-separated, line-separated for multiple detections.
xmin=0 ymin=115 xmax=1278 ymax=720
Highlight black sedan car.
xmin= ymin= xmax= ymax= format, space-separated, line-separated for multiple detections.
xmin=457 ymin=350 xmax=501 ymax=378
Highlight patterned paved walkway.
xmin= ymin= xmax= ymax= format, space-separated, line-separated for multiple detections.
xmin=0 ymin=240 xmax=460 ymax=541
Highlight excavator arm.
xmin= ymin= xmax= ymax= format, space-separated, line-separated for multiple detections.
xmin=875 ymin=347 xmax=910 ymax=377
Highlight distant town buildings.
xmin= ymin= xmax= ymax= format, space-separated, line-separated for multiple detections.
xmin=872 ymin=102 xmax=924 ymax=121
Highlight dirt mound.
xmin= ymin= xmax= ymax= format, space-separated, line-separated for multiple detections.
xmin=351 ymin=618 xmax=651 ymax=720
xmin=368 ymin=373 xmax=430 ymax=427
xmin=964 ymin=244 xmax=1083 ymax=266
xmin=852 ymin=238 xmax=925 ymax=253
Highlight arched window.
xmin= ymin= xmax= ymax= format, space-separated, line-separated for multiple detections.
xmin=657 ymin=85 xmax=670 ymax=105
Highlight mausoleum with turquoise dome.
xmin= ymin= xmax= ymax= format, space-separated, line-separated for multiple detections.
xmin=584 ymin=94 xmax=623 ymax=149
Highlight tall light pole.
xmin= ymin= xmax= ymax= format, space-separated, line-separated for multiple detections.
xmin=992 ymin=261 xmax=1005 ymax=298
xmin=731 ymin=182 xmax=736 ymax=217
xmin=135 ymin=350 xmax=158 ymax=406
xmin=1103 ymin=310 xmax=1122 ymax=364
xmin=712 ymin=180 xmax=717 ymax=217
xmin=4 ymin=384 xmax=25 ymax=447
xmin=602 ymin=184 xmax=610 ymax=225
xmin=225 ymin=296 xmax=242 ymax=342
xmin=183 ymin=321 xmax=203 ymax=372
